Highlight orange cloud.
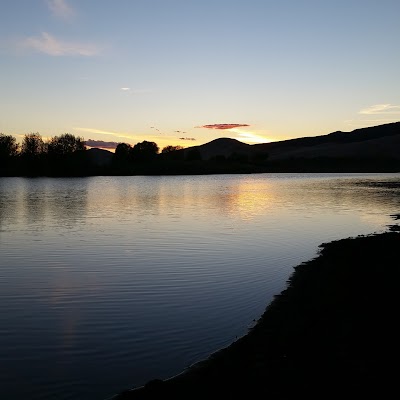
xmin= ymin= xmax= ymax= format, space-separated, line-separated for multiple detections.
xmin=196 ymin=123 xmax=250 ymax=130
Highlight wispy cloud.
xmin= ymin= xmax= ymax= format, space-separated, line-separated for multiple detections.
xmin=22 ymin=32 xmax=99 ymax=56
xmin=85 ymin=139 xmax=120 ymax=149
xmin=196 ymin=123 xmax=250 ymax=130
xmin=73 ymin=127 xmax=134 ymax=141
xmin=46 ymin=0 xmax=75 ymax=20
xmin=359 ymin=104 xmax=400 ymax=115
xmin=179 ymin=137 xmax=196 ymax=141
xmin=120 ymin=87 xmax=153 ymax=95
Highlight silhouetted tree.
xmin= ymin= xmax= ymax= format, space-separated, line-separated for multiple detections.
xmin=0 ymin=133 xmax=19 ymax=168
xmin=130 ymin=140 xmax=159 ymax=163
xmin=47 ymin=133 xmax=86 ymax=156
xmin=161 ymin=145 xmax=184 ymax=161
xmin=114 ymin=143 xmax=132 ymax=161
xmin=46 ymin=133 xmax=87 ymax=175
xmin=112 ymin=142 xmax=132 ymax=172
xmin=21 ymin=133 xmax=45 ymax=159
xmin=161 ymin=145 xmax=184 ymax=153
xmin=20 ymin=133 xmax=46 ymax=174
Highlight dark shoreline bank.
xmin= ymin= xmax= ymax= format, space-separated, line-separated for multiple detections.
xmin=111 ymin=219 xmax=400 ymax=399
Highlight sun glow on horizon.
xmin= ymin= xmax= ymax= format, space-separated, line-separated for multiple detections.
xmin=229 ymin=128 xmax=272 ymax=144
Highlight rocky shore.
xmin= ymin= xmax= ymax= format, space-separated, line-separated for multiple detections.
xmin=111 ymin=216 xmax=400 ymax=399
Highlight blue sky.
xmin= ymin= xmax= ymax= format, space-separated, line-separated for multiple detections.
xmin=1 ymin=0 xmax=400 ymax=150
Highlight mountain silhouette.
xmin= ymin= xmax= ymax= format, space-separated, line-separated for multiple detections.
xmin=86 ymin=147 xmax=114 ymax=166
xmin=183 ymin=121 xmax=400 ymax=161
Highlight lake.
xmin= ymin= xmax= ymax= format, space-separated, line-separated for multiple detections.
xmin=1 ymin=173 xmax=399 ymax=400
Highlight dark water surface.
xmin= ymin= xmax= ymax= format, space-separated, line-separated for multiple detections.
xmin=0 ymin=173 xmax=399 ymax=399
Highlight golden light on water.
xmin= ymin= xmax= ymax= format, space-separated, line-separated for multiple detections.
xmin=203 ymin=178 xmax=278 ymax=222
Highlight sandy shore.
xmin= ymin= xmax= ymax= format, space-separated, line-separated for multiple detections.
xmin=111 ymin=217 xmax=400 ymax=399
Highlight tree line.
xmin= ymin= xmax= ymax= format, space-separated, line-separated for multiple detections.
xmin=4 ymin=131 xmax=389 ymax=176
xmin=0 ymin=132 xmax=88 ymax=176
xmin=0 ymin=132 xmax=202 ymax=176
xmin=0 ymin=131 xmax=271 ymax=176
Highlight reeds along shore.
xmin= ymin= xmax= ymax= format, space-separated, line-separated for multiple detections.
xmin=112 ymin=217 xmax=400 ymax=400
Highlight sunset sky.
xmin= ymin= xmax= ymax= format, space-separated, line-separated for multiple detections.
xmin=1 ymin=0 xmax=400 ymax=150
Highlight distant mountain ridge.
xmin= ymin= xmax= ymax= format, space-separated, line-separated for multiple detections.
xmin=184 ymin=122 xmax=400 ymax=161
xmin=86 ymin=147 xmax=114 ymax=166
xmin=85 ymin=122 xmax=400 ymax=172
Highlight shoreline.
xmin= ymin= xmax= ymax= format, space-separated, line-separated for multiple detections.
xmin=110 ymin=214 xmax=400 ymax=399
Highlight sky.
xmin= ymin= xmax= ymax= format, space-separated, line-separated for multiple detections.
xmin=1 ymin=0 xmax=400 ymax=150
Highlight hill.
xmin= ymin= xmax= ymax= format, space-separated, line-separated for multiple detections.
xmin=86 ymin=148 xmax=114 ymax=167
xmin=184 ymin=122 xmax=400 ymax=163
xmin=182 ymin=137 xmax=252 ymax=160
xmin=256 ymin=121 xmax=400 ymax=161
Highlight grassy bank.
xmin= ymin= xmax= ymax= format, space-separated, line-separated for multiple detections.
xmin=112 ymin=219 xmax=400 ymax=399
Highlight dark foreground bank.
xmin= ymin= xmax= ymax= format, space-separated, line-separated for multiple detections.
xmin=111 ymin=223 xmax=400 ymax=399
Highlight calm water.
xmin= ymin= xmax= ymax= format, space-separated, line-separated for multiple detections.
xmin=0 ymin=173 xmax=399 ymax=400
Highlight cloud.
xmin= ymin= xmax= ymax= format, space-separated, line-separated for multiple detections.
xmin=120 ymin=87 xmax=153 ymax=95
xmin=179 ymin=137 xmax=196 ymax=141
xmin=85 ymin=139 xmax=120 ymax=149
xmin=73 ymin=127 xmax=134 ymax=141
xmin=46 ymin=0 xmax=75 ymax=20
xmin=196 ymin=123 xmax=250 ymax=130
xmin=359 ymin=104 xmax=400 ymax=115
xmin=22 ymin=32 xmax=99 ymax=56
